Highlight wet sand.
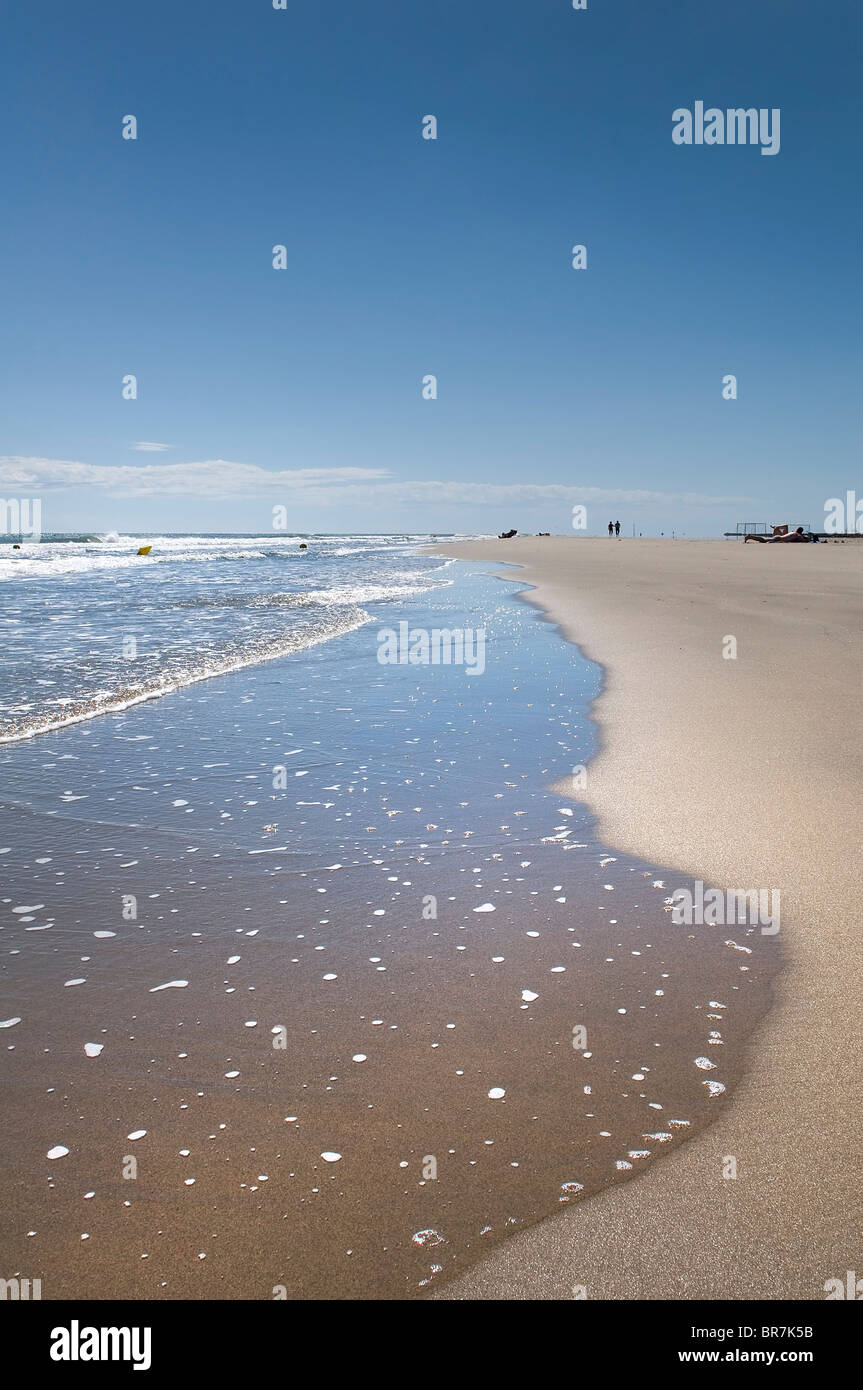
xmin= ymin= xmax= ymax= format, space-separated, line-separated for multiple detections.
xmin=0 ymin=566 xmax=778 ymax=1299
xmin=429 ymin=538 xmax=863 ymax=1300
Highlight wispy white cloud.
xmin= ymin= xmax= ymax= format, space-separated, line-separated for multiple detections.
xmin=0 ymin=457 xmax=391 ymax=497
xmin=0 ymin=456 xmax=752 ymax=508
xmin=131 ymin=441 xmax=173 ymax=452
xmin=305 ymin=481 xmax=754 ymax=508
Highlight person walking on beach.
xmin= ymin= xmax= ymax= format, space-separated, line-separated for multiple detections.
xmin=614 ymin=520 xmax=621 ymax=537
xmin=608 ymin=521 xmax=614 ymax=537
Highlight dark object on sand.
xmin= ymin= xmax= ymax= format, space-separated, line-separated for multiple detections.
xmin=743 ymin=526 xmax=813 ymax=544
xmin=498 ymin=529 xmax=517 ymax=539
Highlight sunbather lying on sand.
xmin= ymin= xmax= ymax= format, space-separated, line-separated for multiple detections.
xmin=744 ymin=526 xmax=810 ymax=543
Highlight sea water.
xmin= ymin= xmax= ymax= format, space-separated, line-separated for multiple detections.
xmin=0 ymin=548 xmax=779 ymax=1298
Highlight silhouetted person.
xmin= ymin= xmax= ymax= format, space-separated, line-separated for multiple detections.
xmin=607 ymin=522 xmax=614 ymax=537
xmin=614 ymin=520 xmax=621 ymax=536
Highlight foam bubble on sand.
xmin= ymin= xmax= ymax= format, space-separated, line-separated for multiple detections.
xmin=560 ymin=1181 xmax=584 ymax=1200
xmin=412 ymin=1229 xmax=445 ymax=1247
xmin=703 ymin=1080 xmax=726 ymax=1097
xmin=0 ymin=1017 xmax=22 ymax=1028
xmin=93 ymin=931 xmax=115 ymax=938
xmin=694 ymin=1057 xmax=716 ymax=1070
xmin=47 ymin=1145 xmax=69 ymax=1159
xmin=521 ymin=989 xmax=538 ymax=1002
xmin=64 ymin=978 xmax=86 ymax=987
xmin=227 ymin=956 xmax=241 ymax=964
xmin=352 ymin=1054 xmax=367 ymax=1062
xmin=84 ymin=1043 xmax=103 ymax=1057
xmin=488 ymin=1087 xmax=506 ymax=1100
xmin=321 ymin=1151 xmax=342 ymax=1162
xmin=13 ymin=904 xmax=45 ymax=913
xmin=149 ymin=980 xmax=189 ymax=992
xmin=127 ymin=1130 xmax=147 ymax=1140
xmin=473 ymin=903 xmax=495 ymax=912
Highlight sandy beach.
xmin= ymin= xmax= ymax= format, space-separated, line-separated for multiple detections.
xmin=430 ymin=538 xmax=863 ymax=1300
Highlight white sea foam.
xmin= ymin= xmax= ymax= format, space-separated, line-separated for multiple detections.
xmin=0 ymin=535 xmax=461 ymax=743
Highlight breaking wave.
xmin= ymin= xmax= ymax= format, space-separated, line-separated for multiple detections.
xmin=0 ymin=605 xmax=369 ymax=744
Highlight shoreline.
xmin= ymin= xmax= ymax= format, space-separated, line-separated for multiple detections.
xmin=428 ymin=539 xmax=862 ymax=1300
xmin=4 ymin=561 xmax=772 ymax=1299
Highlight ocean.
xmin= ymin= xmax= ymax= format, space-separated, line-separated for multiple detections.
xmin=0 ymin=536 xmax=779 ymax=1297
xmin=0 ymin=533 xmax=462 ymax=743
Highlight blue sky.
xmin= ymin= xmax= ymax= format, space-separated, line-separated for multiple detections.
xmin=1 ymin=0 xmax=860 ymax=536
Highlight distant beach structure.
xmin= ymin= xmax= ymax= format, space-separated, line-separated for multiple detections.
xmin=724 ymin=521 xmax=770 ymax=538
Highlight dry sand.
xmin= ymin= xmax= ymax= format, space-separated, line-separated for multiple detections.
xmin=430 ymin=537 xmax=862 ymax=1300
